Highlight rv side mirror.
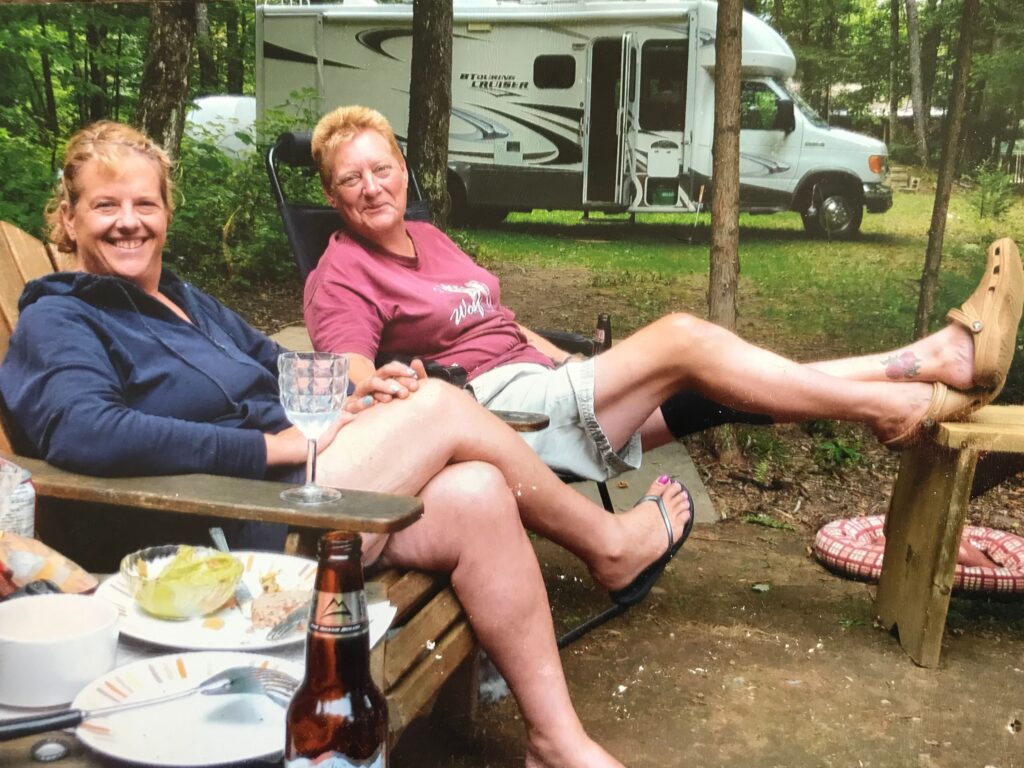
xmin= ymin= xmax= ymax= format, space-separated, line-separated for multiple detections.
xmin=774 ymin=99 xmax=796 ymax=133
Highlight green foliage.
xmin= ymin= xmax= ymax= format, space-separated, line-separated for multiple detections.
xmin=805 ymin=419 xmax=861 ymax=472
xmin=803 ymin=419 xmax=838 ymax=439
xmin=0 ymin=129 xmax=53 ymax=236
xmin=168 ymin=93 xmax=323 ymax=283
xmin=813 ymin=437 xmax=861 ymax=473
xmin=739 ymin=427 xmax=789 ymax=488
xmin=742 ymin=513 xmax=794 ymax=531
xmin=970 ymin=163 xmax=1015 ymax=220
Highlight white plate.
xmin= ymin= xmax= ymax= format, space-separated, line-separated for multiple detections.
xmin=97 ymin=551 xmax=317 ymax=651
xmin=73 ymin=651 xmax=302 ymax=766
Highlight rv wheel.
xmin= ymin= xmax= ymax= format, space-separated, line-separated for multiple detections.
xmin=802 ymin=185 xmax=863 ymax=239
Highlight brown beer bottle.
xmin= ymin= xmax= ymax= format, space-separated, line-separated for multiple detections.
xmin=593 ymin=313 xmax=612 ymax=353
xmin=285 ymin=532 xmax=387 ymax=767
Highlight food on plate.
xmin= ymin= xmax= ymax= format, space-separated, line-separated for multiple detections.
xmin=251 ymin=589 xmax=310 ymax=629
xmin=123 ymin=545 xmax=243 ymax=619
xmin=259 ymin=568 xmax=281 ymax=594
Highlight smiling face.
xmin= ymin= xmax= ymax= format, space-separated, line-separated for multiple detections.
xmin=61 ymin=151 xmax=168 ymax=294
xmin=323 ymin=129 xmax=409 ymax=248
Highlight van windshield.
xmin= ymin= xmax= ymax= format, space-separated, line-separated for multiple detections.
xmin=776 ymin=80 xmax=828 ymax=129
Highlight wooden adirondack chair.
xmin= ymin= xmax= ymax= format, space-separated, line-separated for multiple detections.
xmin=0 ymin=220 xmax=476 ymax=745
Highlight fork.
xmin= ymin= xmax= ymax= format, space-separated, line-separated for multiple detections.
xmin=209 ymin=526 xmax=255 ymax=614
xmin=0 ymin=666 xmax=298 ymax=742
xmin=266 ymin=598 xmax=312 ymax=641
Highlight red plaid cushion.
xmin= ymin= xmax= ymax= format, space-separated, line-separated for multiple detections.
xmin=813 ymin=516 xmax=1024 ymax=593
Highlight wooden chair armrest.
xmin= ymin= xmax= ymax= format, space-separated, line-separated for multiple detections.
xmin=2 ymin=452 xmax=422 ymax=534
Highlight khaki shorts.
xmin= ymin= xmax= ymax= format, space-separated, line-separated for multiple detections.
xmin=468 ymin=359 xmax=642 ymax=482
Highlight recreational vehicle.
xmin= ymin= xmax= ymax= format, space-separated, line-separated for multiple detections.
xmin=256 ymin=0 xmax=893 ymax=237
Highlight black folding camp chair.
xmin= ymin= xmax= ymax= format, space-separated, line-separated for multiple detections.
xmin=267 ymin=132 xmax=629 ymax=647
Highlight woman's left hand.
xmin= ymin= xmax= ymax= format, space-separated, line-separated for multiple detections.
xmin=346 ymin=359 xmax=428 ymax=412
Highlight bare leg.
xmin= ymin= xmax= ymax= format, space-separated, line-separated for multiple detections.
xmin=378 ymin=462 xmax=622 ymax=768
xmin=316 ymin=380 xmax=691 ymax=594
xmin=590 ymin=313 xmax=939 ymax=449
xmin=636 ymin=322 xmax=979 ymax=450
xmin=808 ymin=324 xmax=975 ymax=387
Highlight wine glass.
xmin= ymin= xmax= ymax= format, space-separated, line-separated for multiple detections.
xmin=278 ymin=352 xmax=349 ymax=504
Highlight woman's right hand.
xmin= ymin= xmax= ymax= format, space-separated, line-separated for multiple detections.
xmin=346 ymin=359 xmax=428 ymax=412
xmin=264 ymin=414 xmax=352 ymax=467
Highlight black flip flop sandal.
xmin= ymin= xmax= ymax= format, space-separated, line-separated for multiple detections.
xmin=609 ymin=482 xmax=694 ymax=608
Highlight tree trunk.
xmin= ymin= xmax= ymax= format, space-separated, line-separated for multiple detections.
xmin=913 ymin=0 xmax=980 ymax=339
xmin=406 ymin=0 xmax=453 ymax=227
xmin=86 ymin=23 xmax=108 ymax=122
xmin=920 ymin=0 xmax=941 ymax=120
xmin=225 ymin=4 xmax=243 ymax=94
xmin=888 ymin=0 xmax=900 ymax=146
xmin=903 ymin=0 xmax=929 ymax=166
xmin=707 ymin=0 xmax=743 ymax=463
xmin=196 ymin=2 xmax=218 ymax=93
xmin=112 ymin=29 xmax=123 ymax=122
xmin=37 ymin=13 xmax=59 ymax=170
xmin=772 ymin=0 xmax=784 ymax=27
xmin=136 ymin=0 xmax=196 ymax=160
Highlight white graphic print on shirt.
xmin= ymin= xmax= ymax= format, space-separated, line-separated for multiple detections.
xmin=436 ymin=280 xmax=493 ymax=326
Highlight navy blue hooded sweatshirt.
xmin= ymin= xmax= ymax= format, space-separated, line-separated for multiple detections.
xmin=0 ymin=270 xmax=293 ymax=480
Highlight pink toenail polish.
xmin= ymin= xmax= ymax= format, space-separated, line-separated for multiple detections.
xmin=657 ymin=474 xmax=670 ymax=484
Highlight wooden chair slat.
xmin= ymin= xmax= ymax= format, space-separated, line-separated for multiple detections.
xmin=383 ymin=620 xmax=476 ymax=742
xmin=385 ymin=569 xmax=449 ymax=625
xmin=383 ymin=587 xmax=464 ymax=687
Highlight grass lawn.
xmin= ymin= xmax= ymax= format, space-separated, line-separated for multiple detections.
xmin=456 ymin=186 xmax=1024 ymax=401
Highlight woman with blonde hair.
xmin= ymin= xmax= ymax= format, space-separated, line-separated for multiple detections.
xmin=306 ymin=105 xmax=1022 ymax=483
xmin=0 ymin=120 xmax=697 ymax=768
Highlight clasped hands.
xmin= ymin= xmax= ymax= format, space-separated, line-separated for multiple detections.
xmin=264 ymin=359 xmax=428 ymax=466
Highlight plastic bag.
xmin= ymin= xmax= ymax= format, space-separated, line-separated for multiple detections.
xmin=0 ymin=532 xmax=98 ymax=597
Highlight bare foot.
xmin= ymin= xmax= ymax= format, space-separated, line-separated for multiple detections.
xmin=525 ymin=732 xmax=625 ymax=768
xmin=588 ymin=476 xmax=691 ymax=593
xmin=869 ymin=381 xmax=937 ymax=445
xmin=883 ymin=324 xmax=975 ymax=390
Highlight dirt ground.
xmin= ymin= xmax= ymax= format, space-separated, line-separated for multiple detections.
xmin=218 ymin=256 xmax=1024 ymax=768
xmin=393 ymin=520 xmax=1024 ymax=768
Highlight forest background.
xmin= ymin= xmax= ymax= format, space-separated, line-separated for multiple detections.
xmin=1 ymin=0 xmax=1022 ymax=285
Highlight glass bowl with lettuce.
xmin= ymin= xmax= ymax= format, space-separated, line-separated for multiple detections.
xmin=120 ymin=545 xmax=243 ymax=619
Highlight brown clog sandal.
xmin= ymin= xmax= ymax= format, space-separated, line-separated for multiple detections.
xmin=946 ymin=237 xmax=1024 ymax=400
xmin=883 ymin=382 xmax=982 ymax=449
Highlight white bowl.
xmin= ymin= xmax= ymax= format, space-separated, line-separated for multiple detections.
xmin=0 ymin=593 xmax=119 ymax=707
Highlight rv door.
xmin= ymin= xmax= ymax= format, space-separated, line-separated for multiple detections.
xmin=615 ymin=33 xmax=641 ymax=207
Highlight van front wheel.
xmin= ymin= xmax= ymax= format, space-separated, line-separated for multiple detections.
xmin=801 ymin=186 xmax=863 ymax=239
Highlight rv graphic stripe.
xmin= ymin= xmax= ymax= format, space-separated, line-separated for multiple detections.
xmin=518 ymin=104 xmax=584 ymax=122
xmin=478 ymin=107 xmax=581 ymax=166
xmin=356 ymin=29 xmax=411 ymax=62
xmin=262 ymin=42 xmax=356 ymax=70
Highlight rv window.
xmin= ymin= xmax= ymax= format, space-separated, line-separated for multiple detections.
xmin=534 ymin=55 xmax=575 ymax=89
xmin=639 ymin=40 xmax=687 ymax=131
xmin=740 ymin=81 xmax=780 ymax=131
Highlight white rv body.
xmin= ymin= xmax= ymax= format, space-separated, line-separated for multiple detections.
xmin=256 ymin=0 xmax=892 ymax=235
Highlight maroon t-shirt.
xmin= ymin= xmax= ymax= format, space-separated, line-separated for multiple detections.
xmin=304 ymin=221 xmax=553 ymax=380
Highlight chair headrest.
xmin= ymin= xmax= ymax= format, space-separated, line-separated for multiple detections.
xmin=273 ymin=132 xmax=315 ymax=168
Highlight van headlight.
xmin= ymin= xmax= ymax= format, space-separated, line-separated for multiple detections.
xmin=868 ymin=155 xmax=887 ymax=175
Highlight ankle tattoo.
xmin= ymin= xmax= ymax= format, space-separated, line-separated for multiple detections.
xmin=882 ymin=351 xmax=921 ymax=380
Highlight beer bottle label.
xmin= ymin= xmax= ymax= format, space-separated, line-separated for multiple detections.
xmin=309 ymin=589 xmax=368 ymax=637
xmin=284 ymin=747 xmax=384 ymax=768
